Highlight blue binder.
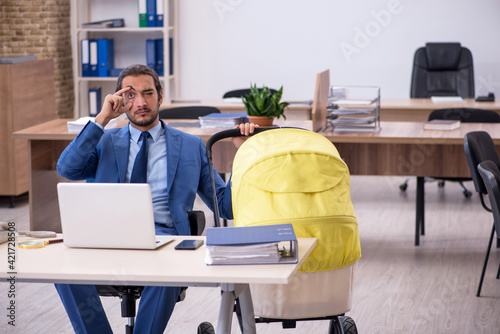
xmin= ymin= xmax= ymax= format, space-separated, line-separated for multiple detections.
xmin=88 ymin=87 xmax=102 ymax=117
xmin=205 ymin=224 xmax=298 ymax=265
xmin=97 ymin=39 xmax=114 ymax=77
xmin=155 ymin=38 xmax=164 ymax=76
xmin=146 ymin=39 xmax=156 ymax=70
xmin=156 ymin=0 xmax=164 ymax=27
xmin=89 ymin=40 xmax=98 ymax=77
xmin=147 ymin=0 xmax=156 ymax=27
xmin=81 ymin=39 xmax=90 ymax=77
xmin=169 ymin=37 xmax=173 ymax=75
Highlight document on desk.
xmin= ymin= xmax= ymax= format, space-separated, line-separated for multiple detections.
xmin=205 ymin=224 xmax=298 ymax=265
xmin=430 ymin=96 xmax=464 ymax=103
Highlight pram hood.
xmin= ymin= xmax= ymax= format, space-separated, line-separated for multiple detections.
xmin=231 ymin=128 xmax=361 ymax=272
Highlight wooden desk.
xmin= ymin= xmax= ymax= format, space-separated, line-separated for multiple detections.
xmin=14 ymin=119 xmax=500 ymax=245
xmin=0 ymin=235 xmax=317 ymax=334
xmin=380 ymin=98 xmax=500 ymax=122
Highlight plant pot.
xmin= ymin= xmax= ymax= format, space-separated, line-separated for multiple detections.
xmin=247 ymin=116 xmax=275 ymax=127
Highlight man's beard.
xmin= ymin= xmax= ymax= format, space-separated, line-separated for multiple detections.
xmin=127 ymin=106 xmax=159 ymax=127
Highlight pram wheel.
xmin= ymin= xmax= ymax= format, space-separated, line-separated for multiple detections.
xmin=197 ymin=321 xmax=215 ymax=334
xmin=328 ymin=315 xmax=357 ymax=334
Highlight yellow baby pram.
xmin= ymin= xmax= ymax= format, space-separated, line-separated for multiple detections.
xmin=206 ymin=127 xmax=361 ymax=334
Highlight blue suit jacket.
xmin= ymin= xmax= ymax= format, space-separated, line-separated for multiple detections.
xmin=57 ymin=120 xmax=233 ymax=235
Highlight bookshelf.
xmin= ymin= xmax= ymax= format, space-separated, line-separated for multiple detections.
xmin=70 ymin=0 xmax=178 ymax=117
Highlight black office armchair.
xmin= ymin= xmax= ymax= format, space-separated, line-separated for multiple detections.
xmin=222 ymin=88 xmax=278 ymax=99
xmin=477 ymin=161 xmax=500 ymax=296
xmin=410 ymin=42 xmax=474 ymax=98
xmin=95 ymin=210 xmax=206 ymax=334
xmin=464 ymin=131 xmax=500 ymax=296
xmin=158 ymin=106 xmax=220 ymax=119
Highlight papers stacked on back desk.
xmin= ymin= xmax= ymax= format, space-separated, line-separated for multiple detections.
xmin=205 ymin=224 xmax=298 ymax=265
xmin=199 ymin=113 xmax=248 ymax=129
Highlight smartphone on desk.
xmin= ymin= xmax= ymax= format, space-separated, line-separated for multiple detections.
xmin=174 ymin=239 xmax=204 ymax=250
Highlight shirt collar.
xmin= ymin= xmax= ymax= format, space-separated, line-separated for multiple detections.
xmin=129 ymin=121 xmax=163 ymax=144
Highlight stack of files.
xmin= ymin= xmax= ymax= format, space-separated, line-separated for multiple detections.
xmin=81 ymin=39 xmax=114 ymax=77
xmin=199 ymin=113 xmax=247 ymax=129
xmin=205 ymin=224 xmax=298 ymax=265
xmin=138 ymin=0 xmax=164 ymax=27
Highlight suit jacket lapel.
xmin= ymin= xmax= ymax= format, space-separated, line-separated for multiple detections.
xmin=162 ymin=120 xmax=181 ymax=194
xmin=111 ymin=125 xmax=130 ymax=182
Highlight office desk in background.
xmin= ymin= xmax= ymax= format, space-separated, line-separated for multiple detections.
xmin=164 ymin=98 xmax=500 ymax=122
xmin=14 ymin=119 xmax=500 ymax=240
xmin=0 ymin=235 xmax=317 ymax=334
xmin=380 ymin=98 xmax=500 ymax=122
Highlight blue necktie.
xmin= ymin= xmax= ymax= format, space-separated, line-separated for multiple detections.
xmin=130 ymin=131 xmax=150 ymax=183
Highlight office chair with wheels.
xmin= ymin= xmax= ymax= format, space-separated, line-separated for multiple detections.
xmin=477 ymin=161 xmax=500 ymax=296
xmin=427 ymin=108 xmax=500 ymax=197
xmin=400 ymin=42 xmax=476 ymax=194
xmin=95 ymin=210 xmax=206 ymax=334
xmin=222 ymin=88 xmax=278 ymax=99
xmin=407 ymin=108 xmax=500 ymax=246
xmin=158 ymin=106 xmax=220 ymax=119
xmin=402 ymin=108 xmax=500 ymax=195
xmin=464 ymin=131 xmax=500 ymax=296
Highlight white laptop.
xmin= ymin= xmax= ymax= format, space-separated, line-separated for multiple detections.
xmin=57 ymin=183 xmax=174 ymax=250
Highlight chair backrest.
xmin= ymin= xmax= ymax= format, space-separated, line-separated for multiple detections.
xmin=428 ymin=108 xmax=500 ymax=123
xmin=222 ymin=88 xmax=278 ymax=99
xmin=478 ymin=160 xmax=500 ymax=232
xmin=464 ymin=131 xmax=500 ymax=195
xmin=410 ymin=42 xmax=474 ymax=98
xmin=159 ymin=106 xmax=220 ymax=119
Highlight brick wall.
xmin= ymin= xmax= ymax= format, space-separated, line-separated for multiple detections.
xmin=1 ymin=0 xmax=74 ymax=118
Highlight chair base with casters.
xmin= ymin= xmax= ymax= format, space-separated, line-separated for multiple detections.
xmin=95 ymin=210 xmax=206 ymax=333
xmin=399 ymin=176 xmax=472 ymax=198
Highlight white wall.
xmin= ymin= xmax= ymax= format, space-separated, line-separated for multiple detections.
xmin=178 ymin=0 xmax=500 ymax=100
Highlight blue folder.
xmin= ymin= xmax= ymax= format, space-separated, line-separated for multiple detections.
xmin=147 ymin=0 xmax=156 ymax=27
xmin=97 ymin=39 xmax=114 ymax=77
xmin=81 ymin=39 xmax=90 ymax=77
xmin=89 ymin=40 xmax=98 ymax=77
xmin=155 ymin=38 xmax=164 ymax=76
xmin=146 ymin=39 xmax=156 ymax=71
xmin=88 ymin=87 xmax=102 ymax=117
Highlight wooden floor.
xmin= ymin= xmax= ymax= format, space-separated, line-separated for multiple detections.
xmin=1 ymin=175 xmax=500 ymax=333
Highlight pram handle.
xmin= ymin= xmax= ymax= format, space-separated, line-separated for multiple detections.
xmin=206 ymin=126 xmax=306 ymax=227
xmin=206 ymin=127 xmax=274 ymax=160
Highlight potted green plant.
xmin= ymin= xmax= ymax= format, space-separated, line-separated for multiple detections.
xmin=241 ymin=84 xmax=289 ymax=126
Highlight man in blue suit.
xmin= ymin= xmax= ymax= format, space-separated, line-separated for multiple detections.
xmin=55 ymin=64 xmax=256 ymax=333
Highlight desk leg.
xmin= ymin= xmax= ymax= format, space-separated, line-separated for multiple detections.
xmin=217 ymin=283 xmax=255 ymax=334
xmin=415 ymin=177 xmax=425 ymax=246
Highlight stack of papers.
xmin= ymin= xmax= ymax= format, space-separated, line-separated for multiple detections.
xmin=199 ymin=113 xmax=247 ymax=129
xmin=67 ymin=117 xmax=119 ymax=132
xmin=424 ymin=119 xmax=461 ymax=130
xmin=206 ymin=243 xmax=281 ymax=265
xmin=67 ymin=117 xmax=95 ymax=132
xmin=205 ymin=224 xmax=297 ymax=265
xmin=430 ymin=96 xmax=464 ymax=103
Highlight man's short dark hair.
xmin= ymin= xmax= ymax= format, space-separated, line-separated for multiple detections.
xmin=115 ymin=65 xmax=163 ymax=97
